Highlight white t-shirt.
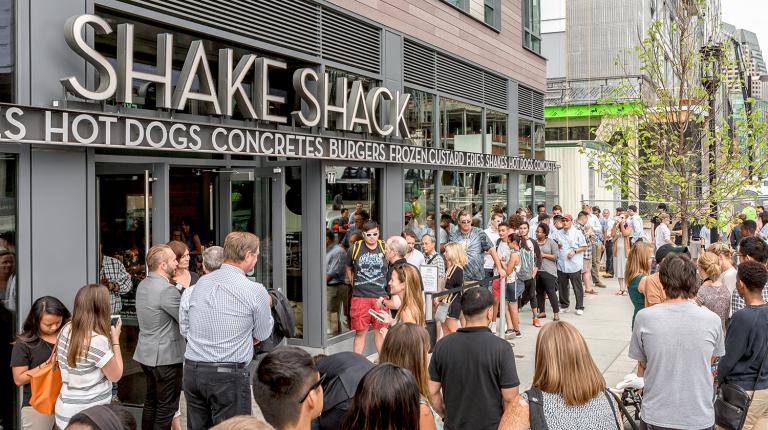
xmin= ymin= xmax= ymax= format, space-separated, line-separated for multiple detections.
xmin=56 ymin=324 xmax=114 ymax=429
xmin=721 ymin=266 xmax=738 ymax=295
xmin=495 ymin=241 xmax=517 ymax=284
xmin=483 ymin=228 xmax=500 ymax=270
xmin=406 ymin=248 xmax=425 ymax=267
xmin=655 ymin=224 xmax=671 ymax=249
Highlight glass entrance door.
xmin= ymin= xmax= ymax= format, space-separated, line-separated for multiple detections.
xmin=96 ymin=165 xmax=153 ymax=406
xmin=230 ymin=168 xmax=285 ymax=293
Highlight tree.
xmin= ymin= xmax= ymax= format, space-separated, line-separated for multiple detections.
xmin=586 ymin=0 xmax=768 ymax=244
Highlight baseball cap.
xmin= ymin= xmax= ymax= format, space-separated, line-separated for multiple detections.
xmin=655 ymin=244 xmax=689 ymax=263
xmin=563 ymin=214 xmax=574 ymax=221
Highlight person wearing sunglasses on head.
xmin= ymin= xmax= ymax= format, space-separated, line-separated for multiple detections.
xmin=252 ymin=347 xmax=324 ymax=430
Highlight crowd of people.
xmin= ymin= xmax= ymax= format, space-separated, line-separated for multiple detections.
xmin=10 ymin=199 xmax=768 ymax=430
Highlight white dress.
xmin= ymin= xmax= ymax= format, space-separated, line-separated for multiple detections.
xmin=613 ymin=231 xmax=627 ymax=278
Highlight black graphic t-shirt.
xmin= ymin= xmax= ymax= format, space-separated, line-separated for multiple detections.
xmin=347 ymin=244 xmax=388 ymax=298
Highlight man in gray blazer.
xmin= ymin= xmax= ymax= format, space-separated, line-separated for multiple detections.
xmin=134 ymin=244 xmax=182 ymax=430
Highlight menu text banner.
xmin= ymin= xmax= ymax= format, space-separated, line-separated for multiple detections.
xmin=0 ymin=105 xmax=558 ymax=172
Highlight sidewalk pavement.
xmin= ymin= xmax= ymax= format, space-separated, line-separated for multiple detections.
xmin=179 ymin=275 xmax=637 ymax=427
xmin=510 ymin=275 xmax=637 ymax=389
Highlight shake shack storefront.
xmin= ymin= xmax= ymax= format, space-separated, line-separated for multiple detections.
xmin=1 ymin=2 xmax=554 ymax=427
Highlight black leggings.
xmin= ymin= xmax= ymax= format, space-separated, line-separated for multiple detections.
xmin=536 ymin=271 xmax=560 ymax=314
xmin=518 ymin=278 xmax=537 ymax=312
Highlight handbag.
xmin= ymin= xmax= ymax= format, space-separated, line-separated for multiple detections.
xmin=435 ymin=295 xmax=455 ymax=322
xmin=715 ymin=346 xmax=768 ymax=430
xmin=28 ymin=333 xmax=64 ymax=415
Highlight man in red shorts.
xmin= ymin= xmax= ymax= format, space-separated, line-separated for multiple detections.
xmin=345 ymin=220 xmax=388 ymax=354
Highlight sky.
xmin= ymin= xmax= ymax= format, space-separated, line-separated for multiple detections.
xmin=722 ymin=0 xmax=768 ymax=55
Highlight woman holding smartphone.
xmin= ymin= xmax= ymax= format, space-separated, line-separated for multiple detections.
xmin=376 ymin=263 xmax=425 ymax=328
xmin=55 ymin=284 xmax=124 ymax=429
xmin=612 ymin=213 xmax=632 ymax=295
xmin=11 ymin=296 xmax=70 ymax=430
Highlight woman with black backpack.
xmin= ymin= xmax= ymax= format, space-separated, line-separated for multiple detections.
xmin=498 ymin=321 xmax=621 ymax=430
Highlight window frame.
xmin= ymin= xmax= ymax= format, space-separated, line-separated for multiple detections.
xmin=522 ymin=0 xmax=541 ymax=54
xmin=441 ymin=0 xmax=501 ymax=32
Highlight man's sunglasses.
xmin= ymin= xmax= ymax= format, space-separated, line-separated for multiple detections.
xmin=365 ymin=232 xmax=379 ymax=237
xmin=299 ymin=373 xmax=326 ymax=404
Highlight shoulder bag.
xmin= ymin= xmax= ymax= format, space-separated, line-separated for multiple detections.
xmin=28 ymin=330 xmax=65 ymax=415
xmin=715 ymin=346 xmax=768 ymax=430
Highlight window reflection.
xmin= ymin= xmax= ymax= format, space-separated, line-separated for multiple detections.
xmin=518 ymin=119 xmax=532 ymax=158
xmin=404 ymin=169 xmax=436 ymax=243
xmin=487 ymin=173 xmax=508 ymax=220
xmin=325 ymin=166 xmax=382 ymax=339
xmin=487 ymin=110 xmax=508 ymax=155
xmin=0 ymin=155 xmax=16 ymax=430
xmin=440 ymin=171 xmax=482 ymax=226
xmin=404 ymin=88 xmax=434 ymax=147
xmin=440 ymin=98 xmax=483 ymax=153
xmin=533 ymin=123 xmax=545 ymax=160
xmin=326 ymin=68 xmax=376 ymax=133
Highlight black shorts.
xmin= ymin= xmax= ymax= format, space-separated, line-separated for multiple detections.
xmin=448 ymin=293 xmax=462 ymax=319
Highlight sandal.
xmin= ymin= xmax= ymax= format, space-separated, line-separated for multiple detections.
xmin=537 ymin=313 xmax=547 ymax=319
xmin=553 ymin=315 xmax=561 ymax=321
xmin=585 ymin=289 xmax=598 ymax=295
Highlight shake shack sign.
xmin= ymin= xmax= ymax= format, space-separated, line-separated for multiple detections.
xmin=0 ymin=106 xmax=558 ymax=172
xmin=6 ymin=14 xmax=557 ymax=172
xmin=61 ymin=14 xmax=411 ymax=138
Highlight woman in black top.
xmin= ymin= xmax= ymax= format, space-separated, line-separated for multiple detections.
xmin=11 ymin=296 xmax=70 ymax=429
xmin=717 ymin=261 xmax=768 ymax=429
xmin=440 ymin=242 xmax=466 ymax=335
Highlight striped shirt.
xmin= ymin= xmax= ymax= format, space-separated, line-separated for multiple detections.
xmin=182 ymin=264 xmax=273 ymax=364
xmin=55 ymin=324 xmax=113 ymax=429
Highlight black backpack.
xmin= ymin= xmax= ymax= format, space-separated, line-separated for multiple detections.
xmin=254 ymin=288 xmax=295 ymax=355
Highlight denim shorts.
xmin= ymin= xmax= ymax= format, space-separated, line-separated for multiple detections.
xmin=505 ymin=280 xmax=524 ymax=303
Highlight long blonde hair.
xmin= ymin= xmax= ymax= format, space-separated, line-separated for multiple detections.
xmin=444 ymin=242 xmax=467 ymax=268
xmin=391 ymin=264 xmax=425 ymax=326
xmin=533 ymin=321 xmax=606 ymax=406
xmin=379 ymin=323 xmax=431 ymax=402
xmin=624 ymin=241 xmax=652 ymax=282
xmin=67 ymin=284 xmax=112 ymax=367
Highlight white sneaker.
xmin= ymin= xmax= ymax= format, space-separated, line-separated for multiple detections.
xmin=560 ymin=308 xmax=570 ymax=313
xmin=575 ymin=309 xmax=584 ymax=315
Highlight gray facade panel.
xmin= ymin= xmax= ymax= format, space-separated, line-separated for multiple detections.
xmin=31 ymin=147 xmax=89 ymax=310
xmin=567 ymin=0 xmax=649 ymax=79
xmin=30 ymin=0 xmax=87 ymax=107
xmin=542 ymin=31 xmax=566 ymax=79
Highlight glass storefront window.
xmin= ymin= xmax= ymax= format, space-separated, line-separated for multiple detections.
xmin=326 ymin=68 xmax=376 ymax=133
xmin=0 ymin=155 xmax=17 ymax=430
xmin=519 ymin=173 xmax=533 ymax=211
xmin=487 ymin=110 xmax=508 ymax=155
xmin=440 ymin=170 xmax=482 ymax=225
xmin=325 ymin=166 xmax=381 ymax=338
xmin=440 ymin=98 xmax=482 ymax=153
xmin=0 ymin=0 xmax=13 ymax=103
xmin=284 ymin=166 xmax=303 ymax=338
xmin=518 ymin=119 xmax=532 ymax=158
xmin=534 ymin=123 xmax=545 ymax=160
xmin=488 ymin=173 xmax=508 ymax=220
xmin=404 ymin=169 xmax=436 ymax=243
xmin=404 ymin=88 xmax=435 ymax=147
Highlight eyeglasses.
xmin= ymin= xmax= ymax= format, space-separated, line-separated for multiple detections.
xmin=298 ymin=374 xmax=326 ymax=404
xmin=365 ymin=232 xmax=379 ymax=237
xmin=459 ymin=220 xmax=472 ymax=224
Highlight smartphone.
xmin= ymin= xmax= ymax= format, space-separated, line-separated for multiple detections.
xmin=368 ymin=308 xmax=386 ymax=323
xmin=110 ymin=315 xmax=120 ymax=326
